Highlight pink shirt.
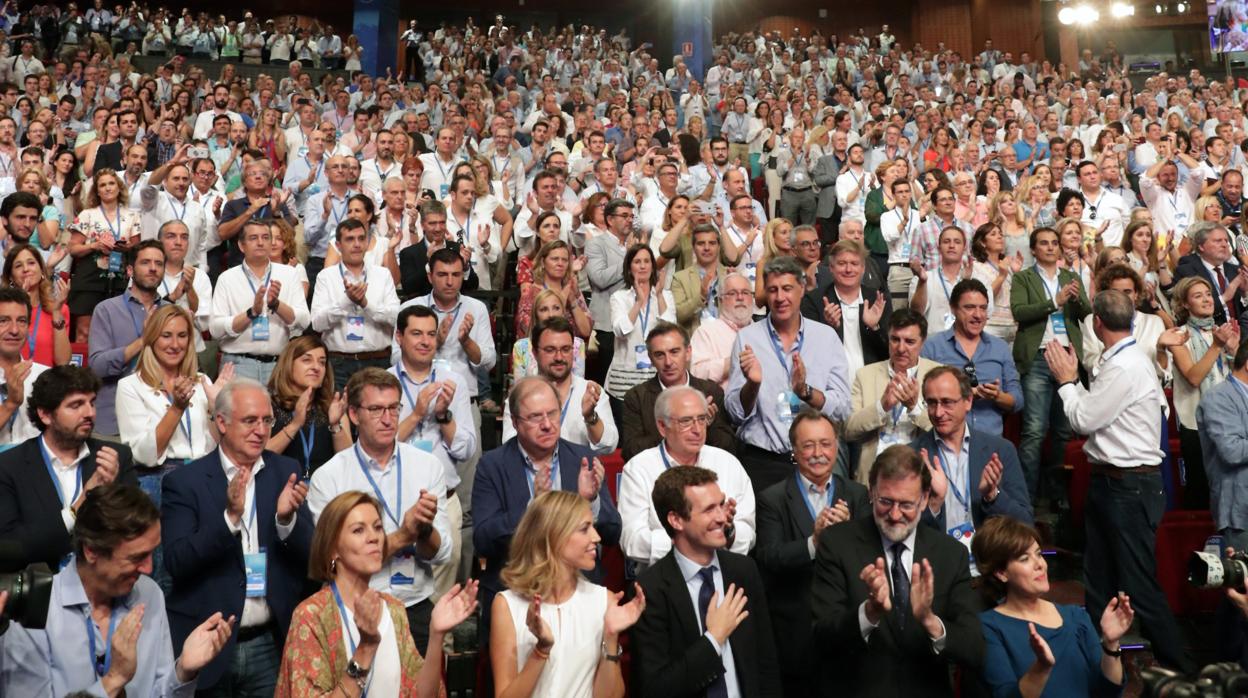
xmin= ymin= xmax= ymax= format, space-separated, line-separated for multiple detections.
xmin=690 ymin=317 xmax=741 ymax=388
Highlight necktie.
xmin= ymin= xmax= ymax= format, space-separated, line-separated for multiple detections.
xmin=536 ymin=462 xmax=551 ymax=493
xmin=697 ymin=566 xmax=729 ymax=698
xmin=890 ymin=542 xmax=910 ymax=628
xmin=1216 ymin=266 xmax=1228 ymax=293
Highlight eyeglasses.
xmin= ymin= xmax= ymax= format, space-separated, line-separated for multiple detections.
xmin=236 ymin=415 xmax=277 ymax=428
xmin=516 ymin=408 xmax=561 ymax=426
xmin=358 ymin=403 xmax=402 ymax=419
xmin=669 ymin=414 xmax=712 ymax=430
xmin=538 ymin=345 xmax=575 ymax=356
xmin=721 ymin=289 xmax=752 ymax=298
xmin=796 ymin=240 xmax=821 ymax=249
xmin=874 ymin=496 xmax=921 ymax=514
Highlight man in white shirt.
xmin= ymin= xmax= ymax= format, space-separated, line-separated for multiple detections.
xmin=618 ymin=385 xmax=756 ymax=570
xmin=358 ymin=128 xmax=402 ymax=197
xmin=835 ymin=144 xmax=873 ymax=224
xmin=443 ymin=174 xmax=502 ymax=291
xmin=0 ymin=286 xmax=47 ymax=449
xmin=307 ymin=367 xmax=451 ymax=654
xmin=310 ymin=218 xmax=400 ymax=389
xmin=156 ymin=220 xmax=212 ymax=356
xmin=1075 ymin=160 xmax=1130 ymax=247
xmin=512 ymin=169 xmax=574 ymax=256
xmin=208 ymin=220 xmax=310 ymax=384
xmin=1045 ymin=289 xmax=1194 ymax=674
xmin=419 ymin=127 xmax=463 ymax=199
xmin=140 ymin=149 xmax=210 ymax=266
xmin=190 ymin=83 xmax=243 ymax=140
xmin=1139 ymin=140 xmax=1203 ymax=244
xmin=390 ymin=304 xmax=477 ymax=598
xmin=280 ymin=127 xmax=329 ymax=214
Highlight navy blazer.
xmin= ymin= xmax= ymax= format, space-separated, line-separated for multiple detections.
xmin=1174 ymin=253 xmax=1244 ymax=328
xmin=160 ymin=449 xmax=314 ymax=690
xmin=911 ymin=428 xmax=1034 ymax=530
xmin=472 ymin=437 xmax=622 ymax=604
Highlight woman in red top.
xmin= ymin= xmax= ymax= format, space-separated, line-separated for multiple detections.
xmin=515 ymin=240 xmax=590 ymax=340
xmin=2 ymin=242 xmax=70 ymax=366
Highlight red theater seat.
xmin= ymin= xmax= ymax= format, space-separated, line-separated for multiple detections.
xmin=600 ymin=449 xmax=627 ymax=592
xmin=1154 ymin=510 xmax=1222 ymax=616
xmin=1065 ymin=439 xmax=1090 ymax=528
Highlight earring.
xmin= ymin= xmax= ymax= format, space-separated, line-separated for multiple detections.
xmin=330 ymin=557 xmax=338 ymax=574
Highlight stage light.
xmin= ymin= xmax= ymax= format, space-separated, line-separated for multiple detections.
xmin=1154 ymin=2 xmax=1163 ymax=12
xmin=1074 ymin=4 xmax=1100 ymax=22
xmin=1111 ymin=1 xmax=1135 ymax=16
xmin=1058 ymin=6 xmax=1077 ymax=23
xmin=1176 ymin=1 xmax=1186 ymax=10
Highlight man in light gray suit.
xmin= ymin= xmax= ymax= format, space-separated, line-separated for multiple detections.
xmin=811 ymin=131 xmax=846 ymax=244
xmin=1197 ymin=338 xmax=1248 ymax=553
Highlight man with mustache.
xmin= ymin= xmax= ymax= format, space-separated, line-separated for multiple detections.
xmin=0 ymin=364 xmax=136 ymax=569
xmin=755 ymin=409 xmax=870 ymax=697
xmin=307 ymin=367 xmax=451 ymax=654
xmin=502 ymin=316 xmax=616 ymax=454
xmin=691 ymin=272 xmax=753 ymax=388
xmin=810 ymin=444 xmax=984 ymax=697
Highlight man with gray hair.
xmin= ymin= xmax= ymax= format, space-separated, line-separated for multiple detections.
xmin=1175 ymin=220 xmax=1246 ymax=328
xmin=618 ymin=384 xmax=756 ymax=570
xmin=160 ymin=377 xmax=315 ymax=694
xmin=1044 ymin=290 xmax=1194 ymax=672
xmin=692 ymin=272 xmax=754 ymax=388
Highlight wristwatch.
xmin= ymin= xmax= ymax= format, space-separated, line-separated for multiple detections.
xmin=584 ymin=411 xmax=600 ymax=426
xmin=799 ymin=383 xmax=813 ymax=401
xmin=245 ymin=306 xmax=258 ymax=320
xmin=434 ymin=411 xmax=452 ymax=424
xmin=345 ymin=659 xmax=370 ymax=679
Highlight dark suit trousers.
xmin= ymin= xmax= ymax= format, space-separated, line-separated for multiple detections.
xmin=305 ymin=256 xmax=326 ymax=302
xmin=739 ymin=442 xmax=794 ymax=496
xmin=588 ymin=329 xmax=614 ymax=386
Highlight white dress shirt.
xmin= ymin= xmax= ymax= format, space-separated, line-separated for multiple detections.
xmin=209 ymin=261 xmax=310 ymax=356
xmin=1058 ymin=336 xmax=1166 ymax=467
xmin=618 ymin=444 xmax=756 ymax=568
xmin=116 ymin=373 xmax=216 ymax=467
xmin=880 ymin=207 xmax=919 ymax=263
xmin=139 ymin=186 xmax=211 ymax=267
xmin=357 ymin=158 xmax=401 ymax=195
xmin=310 ymin=262 xmax=399 ymax=353
xmin=219 ymin=448 xmax=297 ymax=628
xmin=389 ymin=362 xmax=477 ymax=491
xmin=445 ymin=199 xmax=503 ymax=291
xmin=1079 ymin=187 xmax=1130 ymax=248
xmin=160 ymin=267 xmax=213 ymax=353
xmin=392 ymin=295 xmax=496 ymax=397
xmin=0 ymin=361 xmax=46 ymax=448
xmin=855 ymin=525 xmax=949 ymax=651
xmin=501 ymin=374 xmax=619 ymax=454
xmin=39 ymin=434 xmax=91 ymax=533
xmin=307 ymin=441 xmax=452 ymax=606
xmin=1139 ymin=175 xmax=1200 ymax=247
xmin=836 ymin=289 xmax=866 ymax=377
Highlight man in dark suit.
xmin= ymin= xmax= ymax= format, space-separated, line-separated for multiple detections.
xmin=631 ymin=465 xmax=781 ymax=698
xmin=621 ymin=322 xmax=736 ymax=461
xmin=161 ymin=377 xmax=314 ymax=695
xmin=913 ymin=366 xmax=1033 ymax=534
xmin=801 ymin=238 xmax=890 ymax=369
xmin=0 ymin=365 xmax=136 ymax=569
xmin=472 ymin=375 xmax=621 ymax=638
xmin=810 ymin=444 xmax=984 ymax=698
xmin=1173 ymin=221 xmax=1245 ymax=329
xmin=398 ymin=200 xmax=479 ymax=299
xmin=756 ymin=408 xmax=869 ymax=697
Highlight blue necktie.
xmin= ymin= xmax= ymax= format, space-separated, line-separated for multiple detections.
xmin=891 ymin=542 xmax=911 ymax=629
xmin=697 ymin=566 xmax=729 ymax=698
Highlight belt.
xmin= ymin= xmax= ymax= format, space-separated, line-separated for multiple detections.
xmin=783 ymin=185 xmax=814 ymax=193
xmin=1090 ymin=461 xmax=1160 ymax=478
xmin=237 ymin=622 xmax=273 ymax=642
xmin=890 ymin=262 xmax=913 ymax=267
xmin=229 ymin=352 xmax=278 ymax=363
xmin=328 ymin=349 xmax=390 ymax=361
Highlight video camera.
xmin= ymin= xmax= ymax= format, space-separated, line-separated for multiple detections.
xmin=1190 ymin=541 xmax=1248 ymax=593
xmin=0 ymin=540 xmax=54 ymax=633
xmin=1141 ymin=662 xmax=1248 ymax=697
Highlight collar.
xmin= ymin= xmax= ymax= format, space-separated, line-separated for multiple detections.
xmin=242 ymin=261 xmax=273 ymax=284
xmin=353 ymin=440 xmax=397 ymax=472
xmin=1202 ymin=257 xmax=1227 ymax=274
xmin=41 ymin=434 xmax=90 ymax=469
xmin=887 ymin=362 xmax=920 ymax=379
xmin=673 ymin=547 xmax=720 ymax=584
xmin=518 ymin=442 xmax=557 ymax=468
xmin=62 ymin=556 xmax=136 ymax=612
xmin=659 ymin=371 xmax=692 ymax=389
xmin=835 ymin=287 xmax=863 ymax=306
xmin=798 ymin=470 xmax=832 ymax=494
xmin=1103 ymin=335 xmax=1135 ymax=358
xmin=219 ymin=446 xmax=263 ymax=480
xmin=937 ymin=424 xmax=972 ymax=457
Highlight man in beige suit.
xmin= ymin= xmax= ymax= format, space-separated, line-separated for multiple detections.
xmin=670 ymin=224 xmax=730 ymax=334
xmin=843 ymin=308 xmax=940 ymax=483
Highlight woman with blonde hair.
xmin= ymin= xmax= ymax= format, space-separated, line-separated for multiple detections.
xmin=754 ymin=217 xmax=794 ymax=306
xmin=267 ymin=334 xmax=352 ymax=478
xmin=278 ymin=491 xmax=478 ymax=697
xmin=511 ymin=289 xmax=587 ymax=382
xmin=2 ymin=242 xmax=69 ymax=366
xmin=269 ymin=218 xmax=310 ymax=297
xmin=1196 ymin=195 xmax=1223 ymax=224
xmin=67 ymin=168 xmax=142 ymax=340
xmin=491 ymin=491 xmax=645 ymax=698
xmin=989 ymin=190 xmax=1031 ymax=265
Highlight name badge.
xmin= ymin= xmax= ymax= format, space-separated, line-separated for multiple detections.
xmin=793 ymin=170 xmax=807 ymax=183
xmin=306 ymin=183 xmax=320 ymax=196
xmin=878 ymin=427 xmax=904 ymax=449
xmin=777 ymin=390 xmax=801 ymax=424
xmin=1175 ymin=211 xmax=1190 ymax=225
xmin=108 ymin=250 xmax=124 ymax=273
xmin=634 ymin=345 xmax=652 ymax=370
xmin=346 ymin=315 xmax=365 ymax=341
xmin=296 ymin=146 xmax=308 ymax=159
xmin=948 ymin=522 xmax=978 ymax=575
xmin=1050 ymin=311 xmax=1068 ymax=336
xmin=390 ymin=548 xmax=417 ymax=586
xmin=432 ymin=359 xmax=454 ymax=376
xmin=251 ymin=314 xmax=270 ymax=341
xmin=244 ymin=550 xmax=267 ymax=597
xmin=942 ymin=311 xmax=955 ymax=330
xmin=413 ymin=438 xmax=435 ymax=453
xmin=743 ymin=261 xmax=757 ymax=284
xmin=439 ymin=183 xmax=449 ymax=198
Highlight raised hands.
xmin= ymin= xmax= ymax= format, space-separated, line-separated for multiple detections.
xmin=978 ymin=453 xmax=1004 ymax=500
xmin=578 ymin=457 xmax=605 ymax=501
xmin=859 ymin=558 xmax=892 ymax=624
xmin=276 ymin=472 xmax=308 ymax=524
xmin=402 ymin=488 xmax=438 ymax=540
xmin=431 ymin=580 xmax=480 ymax=634
xmin=526 ymin=594 xmax=556 ymax=652
xmin=738 ymin=345 xmax=763 ymax=384
xmin=703 ymin=583 xmax=750 ymax=646
xmin=920 ymin=447 xmax=948 ymax=511
xmin=604 ymin=583 xmax=647 ymax=636
xmin=822 ymin=297 xmax=843 ymax=328
xmin=175 ymin=611 xmax=235 ymax=682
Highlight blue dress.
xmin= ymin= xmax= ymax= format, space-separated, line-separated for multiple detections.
xmin=979 ymin=604 xmax=1123 ymax=698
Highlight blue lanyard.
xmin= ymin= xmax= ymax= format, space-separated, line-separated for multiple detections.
xmin=765 ymin=318 xmax=805 ymax=381
xmin=166 ymin=193 xmax=186 ymax=221
xmin=374 ymin=160 xmax=393 ymax=182
xmin=305 ymin=156 xmax=323 ymax=183
xmin=163 ymin=392 xmax=193 ymax=453
xmin=84 ymin=604 xmax=120 ymax=678
xmin=398 ymin=367 xmax=436 ymax=411
xmin=795 ymin=471 xmax=834 ymax=521
xmin=339 ymin=264 xmax=367 ymax=302
xmin=329 ymin=582 xmax=371 ymax=698
xmin=434 ymin=155 xmax=456 ymax=184
xmin=1103 ymin=339 xmax=1137 ymax=363
xmin=101 ymin=205 xmax=122 ymax=240
xmin=935 ymin=438 xmax=971 ymax=512
xmin=523 ymin=449 xmax=560 ymax=497
xmin=329 ymin=195 xmax=348 ymax=226
xmin=560 ymin=388 xmax=573 ymax=425
xmin=658 ymin=441 xmax=697 ymax=470
xmin=1035 ymin=265 xmax=1062 ymax=308
xmin=354 ymin=443 xmax=402 ymax=527
xmin=936 ymin=269 xmax=954 ymax=301
xmin=244 ymin=267 xmax=272 ymax=296
xmin=24 ymin=305 xmax=39 ymax=359
xmin=39 ymin=437 xmax=81 ymax=506
xmin=728 ymin=225 xmax=755 ymax=263
xmin=297 ymin=424 xmax=315 ymax=475
xmin=424 ymin=295 xmax=463 ymax=328
xmin=637 ymin=292 xmax=652 ymax=338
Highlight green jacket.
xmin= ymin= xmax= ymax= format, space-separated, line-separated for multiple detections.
xmin=1010 ymin=266 xmax=1091 ymax=374
xmin=863 ymin=187 xmax=888 ymax=255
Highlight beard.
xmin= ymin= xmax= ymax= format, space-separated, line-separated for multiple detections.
xmin=721 ymin=304 xmax=754 ymax=328
xmin=875 ymin=511 xmax=918 ymax=544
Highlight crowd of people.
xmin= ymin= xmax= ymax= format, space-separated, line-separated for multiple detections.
xmin=0 ymin=5 xmax=1246 ymax=697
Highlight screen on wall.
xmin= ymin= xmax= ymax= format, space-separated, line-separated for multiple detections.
xmin=1211 ymin=0 xmax=1248 ymax=52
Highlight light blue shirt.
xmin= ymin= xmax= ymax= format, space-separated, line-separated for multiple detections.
xmin=919 ymin=329 xmax=1023 ymax=436
xmin=933 ymin=426 xmax=973 ymax=532
xmin=388 ymin=362 xmax=478 ymax=491
xmin=725 ymin=317 xmax=851 ymax=453
xmin=1 ymin=557 xmax=195 ymax=697
xmin=672 ymin=549 xmax=742 ymax=698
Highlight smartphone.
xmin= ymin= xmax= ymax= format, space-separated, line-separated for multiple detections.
xmin=1113 ymin=143 xmax=1128 ymax=153
xmin=188 ymin=146 xmax=209 ymax=159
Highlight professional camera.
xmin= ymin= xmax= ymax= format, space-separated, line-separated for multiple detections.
xmin=1141 ymin=662 xmax=1248 ymax=697
xmin=1190 ymin=548 xmax=1248 ymax=593
xmin=0 ymin=540 xmax=54 ymax=633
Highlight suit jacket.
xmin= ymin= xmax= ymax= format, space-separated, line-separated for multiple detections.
xmin=910 ymin=428 xmax=1034 ymax=530
xmin=1010 ymin=265 xmax=1091 ymax=374
xmin=472 ymin=438 xmax=622 ymax=608
xmin=631 ymin=549 xmax=781 ymax=698
xmin=801 ymin=282 xmax=890 ymax=367
xmin=810 ymin=515 xmax=985 ymax=698
xmin=811 ymin=152 xmax=842 ymax=218
xmin=754 ymin=472 xmax=870 ymax=689
xmin=1197 ymin=377 xmax=1248 ymax=532
xmin=670 ymin=265 xmax=728 ymax=334
xmin=161 ymin=449 xmax=314 ymax=690
xmin=0 ymin=436 xmax=137 ymax=569
xmin=1175 ymin=254 xmax=1245 ymax=328
xmin=397 ymin=240 xmax=480 ymax=299
xmin=620 ymin=375 xmax=737 ymax=462
xmin=843 ymin=358 xmax=942 ymax=484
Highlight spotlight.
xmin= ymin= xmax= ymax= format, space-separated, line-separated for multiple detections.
xmin=1176 ymin=1 xmax=1186 ymax=10
xmin=1074 ymin=4 xmax=1100 ymax=22
xmin=1111 ymin=1 xmax=1135 ymax=16
xmin=1058 ymin=6 xmax=1077 ymax=23
xmin=1154 ymin=2 xmax=1163 ymax=12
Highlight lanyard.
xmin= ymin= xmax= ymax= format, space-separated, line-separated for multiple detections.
xmin=329 ymin=194 xmax=348 ymax=226
xmin=398 ymin=367 xmax=436 ymax=411
xmin=728 ymin=225 xmax=755 ymax=263
xmin=559 ymin=387 xmax=573 ymax=425
xmin=339 ymin=264 xmax=367 ymax=301
xmin=1035 ymin=265 xmax=1062 ymax=310
xmin=1103 ymin=339 xmax=1137 ymax=363
xmin=766 ymin=318 xmax=805 ymax=381
xmin=936 ymin=269 xmax=954 ymax=302
xmin=934 ymin=439 xmax=970 ymax=513
xmin=163 ymin=392 xmax=193 ymax=452
xmin=244 ymin=266 xmax=272 ymax=297
xmin=637 ymin=291 xmax=652 ymax=338
xmin=658 ymin=441 xmax=698 ymax=470
xmin=329 ymin=582 xmax=372 ymax=698
xmin=166 ymin=193 xmax=186 ymax=221
xmin=795 ymin=471 xmax=834 ymax=521
xmin=374 ymin=160 xmax=394 ymax=182
xmin=101 ymin=205 xmax=122 ymax=240
xmin=297 ymin=424 xmax=314 ymax=477
xmin=39 ymin=437 xmax=81 ymax=506
xmin=424 ymin=295 xmax=463 ymax=328
xmin=24 ymin=305 xmax=39 ymax=359
xmin=354 ymin=443 xmax=402 ymax=527
xmin=523 ymin=449 xmax=560 ymax=497
xmin=305 ymin=156 xmax=324 ymax=184
xmin=434 ymin=155 xmax=456 ymax=185
xmin=452 ymin=209 xmax=472 ymax=239
xmin=84 ymin=604 xmax=120 ymax=678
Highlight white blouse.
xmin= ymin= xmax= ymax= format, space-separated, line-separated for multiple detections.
xmin=116 ymin=372 xmax=217 ymax=467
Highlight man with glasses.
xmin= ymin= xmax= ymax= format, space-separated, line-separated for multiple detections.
xmin=810 ymin=444 xmax=985 ymax=696
xmin=213 ymin=161 xmax=297 ymax=281
xmin=503 ymin=316 xmax=616 ymax=454
xmin=161 ymin=377 xmax=314 ymax=696
xmin=691 ymin=273 xmax=754 ymax=388
xmin=619 ymin=384 xmax=754 ymax=570
xmin=911 ymin=186 xmax=972 ymax=271
xmin=586 ymin=198 xmax=635 ymax=383
xmin=307 ymin=367 xmax=451 ymax=654
xmin=919 ymin=278 xmax=1022 ymax=438
xmin=639 ymin=161 xmax=681 ymax=237
xmin=208 ymin=220 xmax=311 ymax=384
xmin=472 ymin=375 xmax=620 ymax=642
xmin=1076 ymin=159 xmax=1131 ymax=248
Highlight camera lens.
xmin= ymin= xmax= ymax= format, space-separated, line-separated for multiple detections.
xmin=0 ymin=564 xmax=54 ymax=630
